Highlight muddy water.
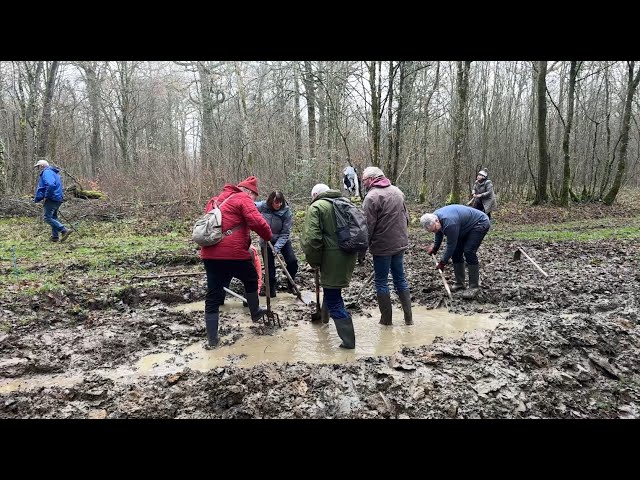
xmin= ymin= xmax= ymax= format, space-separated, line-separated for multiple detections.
xmin=0 ymin=294 xmax=504 ymax=393
xmin=180 ymin=305 xmax=501 ymax=369
xmin=0 ymin=374 xmax=83 ymax=394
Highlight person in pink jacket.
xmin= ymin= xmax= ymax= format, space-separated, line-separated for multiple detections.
xmin=200 ymin=176 xmax=272 ymax=348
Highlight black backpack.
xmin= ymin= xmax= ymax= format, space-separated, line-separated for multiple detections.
xmin=324 ymin=197 xmax=368 ymax=253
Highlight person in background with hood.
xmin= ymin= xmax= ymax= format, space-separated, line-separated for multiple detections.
xmin=361 ymin=166 xmax=413 ymax=326
xmin=33 ymin=159 xmax=72 ymax=242
xmin=200 ymin=176 xmax=273 ymax=348
xmin=256 ymin=190 xmax=298 ymax=298
xmin=421 ymin=204 xmax=490 ymax=299
xmin=300 ymin=183 xmax=357 ymax=349
xmin=471 ymin=168 xmax=497 ymax=219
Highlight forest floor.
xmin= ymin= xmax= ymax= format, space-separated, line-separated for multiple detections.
xmin=1 ymin=191 xmax=639 ymax=418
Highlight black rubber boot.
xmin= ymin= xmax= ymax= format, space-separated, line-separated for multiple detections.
xmin=398 ymin=290 xmax=413 ymax=325
xmin=246 ymin=291 xmax=267 ymax=322
xmin=321 ymin=299 xmax=330 ymax=324
xmin=334 ymin=315 xmax=356 ymax=349
xmin=462 ymin=264 xmax=480 ymax=299
xmin=451 ymin=262 xmax=466 ymax=292
xmin=376 ymin=292 xmax=393 ymax=325
xmin=204 ymin=312 xmax=220 ymax=348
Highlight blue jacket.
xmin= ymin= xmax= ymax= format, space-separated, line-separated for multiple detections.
xmin=432 ymin=204 xmax=490 ymax=264
xmin=255 ymin=201 xmax=293 ymax=252
xmin=34 ymin=166 xmax=64 ymax=203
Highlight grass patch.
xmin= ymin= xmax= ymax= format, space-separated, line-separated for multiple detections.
xmin=0 ymin=216 xmax=195 ymax=294
xmin=488 ymin=217 xmax=640 ymax=242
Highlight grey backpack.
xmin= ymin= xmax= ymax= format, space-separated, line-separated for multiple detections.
xmin=192 ymin=194 xmax=240 ymax=247
xmin=324 ymin=197 xmax=369 ymax=253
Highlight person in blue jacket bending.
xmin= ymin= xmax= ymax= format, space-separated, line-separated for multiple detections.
xmin=421 ymin=204 xmax=490 ymax=298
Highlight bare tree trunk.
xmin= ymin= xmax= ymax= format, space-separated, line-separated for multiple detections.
xmin=392 ymin=61 xmax=408 ymax=182
xmin=420 ymin=61 xmax=440 ymax=203
xmin=386 ymin=61 xmax=395 ymax=174
xmin=293 ymin=67 xmax=302 ymax=167
xmin=367 ymin=61 xmax=381 ymax=166
xmin=36 ymin=61 xmax=59 ymax=160
xmin=535 ymin=61 xmax=549 ymax=204
xmin=0 ymin=138 xmax=6 ymax=194
xmin=12 ymin=61 xmax=43 ymax=191
xmin=234 ymin=62 xmax=253 ymax=171
xmin=195 ymin=62 xmax=225 ymax=171
xmin=450 ymin=61 xmax=471 ymax=204
xmin=302 ymin=61 xmax=316 ymax=161
xmin=560 ymin=61 xmax=579 ymax=206
xmin=316 ymin=62 xmax=327 ymax=166
xmin=603 ymin=61 xmax=640 ymax=205
xmin=80 ymin=62 xmax=103 ymax=176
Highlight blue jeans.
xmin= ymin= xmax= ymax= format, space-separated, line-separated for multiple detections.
xmin=323 ymin=287 xmax=349 ymax=320
xmin=43 ymin=200 xmax=66 ymax=238
xmin=451 ymin=225 xmax=489 ymax=265
xmin=372 ymin=253 xmax=409 ymax=295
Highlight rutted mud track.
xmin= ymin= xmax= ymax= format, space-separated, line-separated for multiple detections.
xmin=1 ymin=211 xmax=639 ymax=418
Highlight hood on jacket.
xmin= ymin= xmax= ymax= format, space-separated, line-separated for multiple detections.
xmin=312 ymin=189 xmax=341 ymax=204
xmin=368 ymin=176 xmax=391 ymax=189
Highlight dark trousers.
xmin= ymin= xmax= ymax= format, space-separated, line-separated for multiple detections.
xmin=323 ymin=287 xmax=349 ymax=320
xmin=265 ymin=241 xmax=298 ymax=290
xmin=203 ymin=259 xmax=258 ymax=314
xmin=474 ymin=200 xmax=491 ymax=220
xmin=451 ymin=225 xmax=489 ymax=265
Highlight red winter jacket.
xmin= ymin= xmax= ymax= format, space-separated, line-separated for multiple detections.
xmin=199 ymin=184 xmax=273 ymax=260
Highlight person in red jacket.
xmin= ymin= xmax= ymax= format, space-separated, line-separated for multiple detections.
xmin=200 ymin=176 xmax=273 ymax=348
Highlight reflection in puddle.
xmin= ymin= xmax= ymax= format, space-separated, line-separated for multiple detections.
xmin=1 ymin=294 xmax=505 ymax=393
xmin=183 ymin=305 xmax=501 ymax=369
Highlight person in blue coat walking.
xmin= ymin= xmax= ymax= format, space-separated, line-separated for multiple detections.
xmin=33 ymin=159 xmax=72 ymax=242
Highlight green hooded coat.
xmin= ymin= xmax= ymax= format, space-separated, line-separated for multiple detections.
xmin=300 ymin=190 xmax=357 ymax=288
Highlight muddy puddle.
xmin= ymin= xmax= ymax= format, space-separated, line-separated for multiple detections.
xmin=0 ymin=295 xmax=504 ymax=393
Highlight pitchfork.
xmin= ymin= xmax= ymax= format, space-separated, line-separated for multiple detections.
xmin=262 ymin=244 xmax=281 ymax=327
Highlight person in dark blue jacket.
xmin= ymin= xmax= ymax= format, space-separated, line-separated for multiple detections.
xmin=256 ymin=191 xmax=298 ymax=297
xmin=33 ymin=159 xmax=72 ymax=242
xmin=421 ymin=204 xmax=490 ymax=298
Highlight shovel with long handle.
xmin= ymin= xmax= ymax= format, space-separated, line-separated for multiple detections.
xmin=223 ymin=286 xmax=247 ymax=303
xmin=262 ymin=244 xmax=281 ymax=327
xmin=355 ymin=270 xmax=375 ymax=304
xmin=311 ymin=268 xmax=322 ymax=322
xmin=514 ymin=247 xmax=548 ymax=277
xmin=432 ymin=254 xmax=453 ymax=300
xmin=266 ymin=240 xmax=310 ymax=305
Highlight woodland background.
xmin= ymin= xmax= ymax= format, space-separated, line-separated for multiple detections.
xmin=0 ymin=60 xmax=638 ymax=207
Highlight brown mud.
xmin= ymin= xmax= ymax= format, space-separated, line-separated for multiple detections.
xmin=1 ymin=199 xmax=639 ymax=418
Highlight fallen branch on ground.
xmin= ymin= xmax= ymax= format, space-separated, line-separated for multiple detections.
xmin=131 ymin=272 xmax=202 ymax=280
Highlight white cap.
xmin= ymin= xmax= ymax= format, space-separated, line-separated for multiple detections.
xmin=311 ymin=183 xmax=330 ymax=199
xmin=34 ymin=159 xmax=49 ymax=168
xmin=362 ymin=166 xmax=384 ymax=180
xmin=478 ymin=169 xmax=488 ymax=177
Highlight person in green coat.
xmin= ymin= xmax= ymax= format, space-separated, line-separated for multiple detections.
xmin=300 ymin=183 xmax=358 ymax=349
